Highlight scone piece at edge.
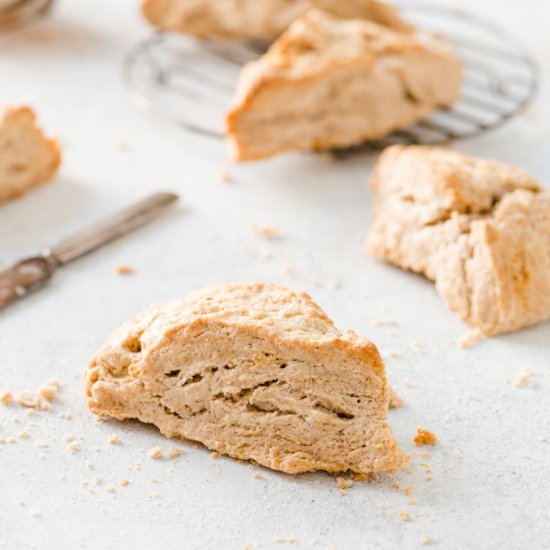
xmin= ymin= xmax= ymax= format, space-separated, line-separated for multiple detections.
xmin=85 ymin=283 xmax=409 ymax=475
xmin=226 ymin=9 xmax=462 ymax=161
xmin=0 ymin=106 xmax=61 ymax=203
xmin=142 ymin=0 xmax=413 ymax=42
xmin=366 ymin=145 xmax=550 ymax=336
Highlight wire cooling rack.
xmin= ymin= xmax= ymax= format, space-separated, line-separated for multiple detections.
xmin=122 ymin=2 xmax=539 ymax=151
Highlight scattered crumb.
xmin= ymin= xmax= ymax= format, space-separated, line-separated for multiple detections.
xmin=26 ymin=409 xmax=37 ymax=417
xmin=17 ymin=500 xmax=24 ymax=506
xmin=458 ymin=329 xmax=484 ymax=349
xmin=216 ymin=168 xmax=233 ymax=183
xmin=16 ymin=391 xmax=40 ymax=408
xmin=419 ymin=452 xmax=432 ymax=459
xmin=250 ymin=223 xmax=280 ymax=240
xmin=67 ymin=442 xmax=80 ymax=452
xmin=116 ymin=264 xmax=135 ymax=275
xmin=150 ymin=477 xmax=158 ymax=484
xmin=0 ymin=436 xmax=4 ymax=444
xmin=513 ymin=367 xmax=535 ymax=388
xmin=63 ymin=434 xmax=75 ymax=443
xmin=336 ymin=477 xmax=354 ymax=495
xmin=108 ymin=434 xmax=121 ymax=445
xmin=40 ymin=401 xmax=53 ymax=412
xmin=17 ymin=431 xmax=29 ymax=440
xmin=38 ymin=380 xmax=60 ymax=402
xmin=166 ymin=447 xmax=184 ymax=459
xmin=29 ymin=508 xmax=41 ymax=517
xmin=352 ymin=472 xmax=373 ymax=482
xmin=7 ymin=437 xmax=16 ymax=444
xmin=391 ymin=482 xmax=400 ymax=489
xmin=409 ymin=498 xmax=417 ymax=505
xmin=0 ymin=390 xmax=13 ymax=405
xmin=93 ymin=476 xmax=102 ymax=485
xmin=253 ymin=472 xmax=263 ymax=480
xmin=403 ymin=487 xmax=413 ymax=495
xmin=211 ymin=451 xmax=220 ymax=459
xmin=58 ymin=411 xmax=72 ymax=420
xmin=148 ymin=447 xmax=162 ymax=460
xmin=372 ymin=318 xmax=396 ymax=327
xmin=287 ymin=536 xmax=297 ymax=544
xmin=106 ymin=484 xmax=115 ymax=493
xmin=388 ymin=387 xmax=403 ymax=409
xmin=273 ymin=536 xmax=297 ymax=543
xmin=119 ymin=479 xmax=130 ymax=487
xmin=283 ymin=264 xmax=296 ymax=277
xmin=420 ymin=536 xmax=436 ymax=545
xmin=150 ymin=492 xmax=160 ymax=499
xmin=384 ymin=350 xmax=402 ymax=359
xmin=398 ymin=511 xmax=412 ymax=522
xmin=414 ymin=428 xmax=438 ymax=447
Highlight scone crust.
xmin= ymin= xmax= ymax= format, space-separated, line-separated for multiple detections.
xmin=366 ymin=145 xmax=550 ymax=335
xmin=0 ymin=106 xmax=61 ymax=203
xmin=86 ymin=283 xmax=409 ymax=474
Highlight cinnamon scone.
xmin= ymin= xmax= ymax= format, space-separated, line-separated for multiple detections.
xmin=366 ymin=145 xmax=550 ymax=336
xmin=142 ymin=0 xmax=412 ymax=42
xmin=85 ymin=283 xmax=409 ymax=475
xmin=226 ymin=10 xmax=462 ymax=161
xmin=0 ymin=106 xmax=61 ymax=204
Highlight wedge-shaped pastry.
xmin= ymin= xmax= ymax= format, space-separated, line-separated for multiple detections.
xmin=366 ymin=145 xmax=550 ymax=336
xmin=142 ymin=0 xmax=412 ymax=43
xmin=86 ymin=283 xmax=408 ymax=474
xmin=0 ymin=106 xmax=61 ymax=204
xmin=226 ymin=10 xmax=462 ymax=161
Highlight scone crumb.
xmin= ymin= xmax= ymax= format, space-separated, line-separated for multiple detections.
xmin=336 ymin=477 xmax=353 ymax=494
xmin=7 ymin=437 xmax=16 ymax=444
xmin=26 ymin=408 xmax=37 ymax=417
xmin=119 ymin=479 xmax=130 ymax=487
xmin=414 ymin=428 xmax=438 ymax=446
xmin=0 ymin=436 xmax=5 ymax=444
xmin=16 ymin=391 xmax=40 ymax=408
xmin=116 ymin=264 xmax=135 ymax=275
xmin=353 ymin=472 xmax=374 ymax=482
xmin=513 ymin=368 xmax=535 ymax=388
xmin=458 ymin=329 xmax=484 ymax=349
xmin=63 ymin=434 xmax=75 ymax=442
xmin=58 ymin=411 xmax=72 ymax=420
xmin=250 ymin=223 xmax=280 ymax=239
xmin=29 ymin=508 xmax=41 ymax=517
xmin=93 ymin=476 xmax=102 ymax=485
xmin=398 ymin=511 xmax=411 ymax=522
xmin=420 ymin=535 xmax=436 ymax=545
xmin=211 ymin=451 xmax=220 ymax=459
xmin=402 ymin=486 xmax=413 ymax=495
xmin=253 ymin=472 xmax=263 ymax=480
xmin=0 ymin=390 xmax=13 ymax=405
xmin=17 ymin=431 xmax=29 ymax=439
xmin=372 ymin=318 xmax=396 ymax=327
xmin=409 ymin=498 xmax=417 ymax=505
xmin=148 ymin=447 xmax=162 ymax=459
xmin=419 ymin=452 xmax=432 ymax=458
xmin=106 ymin=484 xmax=115 ymax=493
xmin=216 ymin=168 xmax=233 ymax=183
xmin=166 ymin=447 xmax=184 ymax=459
xmin=38 ymin=379 xmax=60 ymax=402
xmin=108 ymin=434 xmax=121 ymax=445
xmin=17 ymin=500 xmax=25 ymax=506
xmin=388 ymin=387 xmax=403 ymax=409
xmin=67 ymin=441 xmax=80 ymax=452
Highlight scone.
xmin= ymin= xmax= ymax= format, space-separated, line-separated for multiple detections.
xmin=142 ymin=0 xmax=412 ymax=43
xmin=366 ymin=145 xmax=550 ymax=336
xmin=86 ymin=283 xmax=409 ymax=475
xmin=226 ymin=10 xmax=462 ymax=161
xmin=0 ymin=106 xmax=61 ymax=204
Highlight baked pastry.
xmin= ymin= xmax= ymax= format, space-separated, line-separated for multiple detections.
xmin=142 ymin=0 xmax=412 ymax=43
xmin=366 ymin=145 xmax=550 ymax=336
xmin=226 ymin=9 xmax=462 ymax=161
xmin=0 ymin=106 xmax=61 ymax=204
xmin=86 ymin=283 xmax=409 ymax=474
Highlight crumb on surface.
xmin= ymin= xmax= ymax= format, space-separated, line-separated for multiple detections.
xmin=253 ymin=472 xmax=263 ymax=480
xmin=216 ymin=168 xmax=233 ymax=183
xmin=336 ymin=477 xmax=354 ymax=494
xmin=420 ymin=535 xmax=436 ymax=545
xmin=67 ymin=441 xmax=80 ymax=452
xmin=388 ymin=387 xmax=403 ymax=409
xmin=16 ymin=391 xmax=40 ymax=408
xmin=58 ymin=411 xmax=72 ymax=420
xmin=148 ymin=447 xmax=162 ymax=460
xmin=458 ymin=328 xmax=484 ymax=349
xmin=211 ymin=451 xmax=220 ymax=459
xmin=17 ymin=431 xmax=29 ymax=440
xmin=372 ymin=318 xmax=396 ymax=327
xmin=409 ymin=498 xmax=417 ymax=505
xmin=108 ymin=434 xmax=121 ymax=445
xmin=0 ymin=436 xmax=4 ymax=444
xmin=29 ymin=508 xmax=40 ymax=517
xmin=403 ymin=486 xmax=413 ymax=495
xmin=414 ymin=428 xmax=438 ymax=447
xmin=513 ymin=367 xmax=534 ymax=388
xmin=250 ymin=223 xmax=280 ymax=240
xmin=106 ymin=484 xmax=115 ymax=493
xmin=38 ymin=379 xmax=60 ymax=402
xmin=116 ymin=264 xmax=135 ymax=275
xmin=0 ymin=390 xmax=13 ymax=405
xmin=119 ymin=479 xmax=130 ymax=487
xmin=398 ymin=511 xmax=411 ymax=522
xmin=166 ymin=447 xmax=184 ymax=459
xmin=63 ymin=434 xmax=75 ymax=442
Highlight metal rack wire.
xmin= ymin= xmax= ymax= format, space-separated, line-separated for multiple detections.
xmin=122 ymin=2 xmax=539 ymax=152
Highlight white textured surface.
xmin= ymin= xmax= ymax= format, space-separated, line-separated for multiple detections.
xmin=1 ymin=1 xmax=550 ymax=549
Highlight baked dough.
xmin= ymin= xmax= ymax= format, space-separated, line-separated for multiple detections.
xmin=366 ymin=145 xmax=550 ymax=336
xmin=142 ymin=0 xmax=412 ymax=42
xmin=85 ymin=283 xmax=409 ymax=474
xmin=226 ymin=10 xmax=462 ymax=161
xmin=0 ymin=106 xmax=61 ymax=204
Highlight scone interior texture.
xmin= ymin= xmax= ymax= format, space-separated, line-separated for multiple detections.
xmin=366 ymin=145 xmax=550 ymax=336
xmin=226 ymin=9 xmax=462 ymax=161
xmin=86 ymin=283 xmax=409 ymax=475
xmin=142 ymin=0 xmax=412 ymax=42
xmin=0 ymin=106 xmax=61 ymax=203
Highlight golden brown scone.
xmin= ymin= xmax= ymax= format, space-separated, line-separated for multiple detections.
xmin=226 ymin=10 xmax=462 ymax=161
xmin=366 ymin=145 xmax=550 ymax=336
xmin=85 ymin=283 xmax=409 ymax=475
xmin=0 ymin=106 xmax=61 ymax=204
xmin=142 ymin=0 xmax=412 ymax=42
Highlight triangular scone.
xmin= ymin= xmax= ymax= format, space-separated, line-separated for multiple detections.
xmin=226 ymin=10 xmax=462 ymax=161
xmin=0 ymin=106 xmax=61 ymax=204
xmin=142 ymin=0 xmax=412 ymax=43
xmin=366 ymin=145 xmax=550 ymax=336
xmin=86 ymin=283 xmax=409 ymax=475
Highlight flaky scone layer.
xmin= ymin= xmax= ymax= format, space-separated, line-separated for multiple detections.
xmin=226 ymin=9 xmax=462 ymax=161
xmin=0 ymin=106 xmax=61 ymax=204
xmin=366 ymin=145 xmax=550 ymax=336
xmin=86 ymin=283 xmax=408 ymax=474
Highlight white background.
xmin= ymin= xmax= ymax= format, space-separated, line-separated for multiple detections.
xmin=0 ymin=1 xmax=549 ymax=548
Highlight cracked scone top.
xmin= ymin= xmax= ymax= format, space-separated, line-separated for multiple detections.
xmin=86 ymin=283 xmax=409 ymax=474
xmin=366 ymin=145 xmax=550 ymax=335
xmin=142 ymin=0 xmax=412 ymax=42
xmin=226 ymin=9 xmax=462 ymax=161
